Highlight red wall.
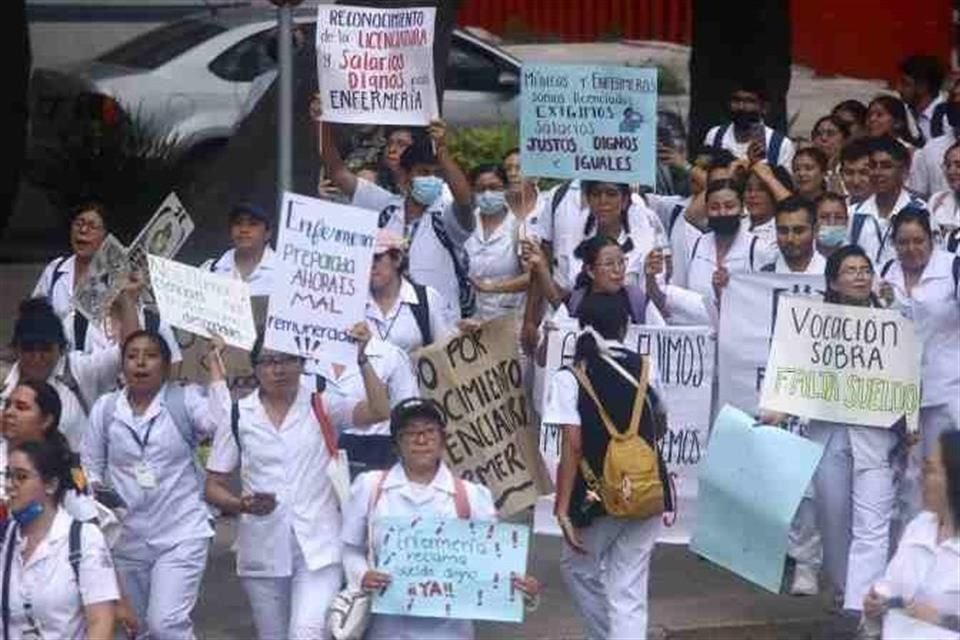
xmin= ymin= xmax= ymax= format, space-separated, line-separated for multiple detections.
xmin=456 ymin=0 xmax=953 ymax=82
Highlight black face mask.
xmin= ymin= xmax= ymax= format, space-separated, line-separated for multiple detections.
xmin=947 ymin=103 xmax=960 ymax=130
xmin=731 ymin=110 xmax=762 ymax=128
xmin=707 ymin=215 xmax=741 ymax=235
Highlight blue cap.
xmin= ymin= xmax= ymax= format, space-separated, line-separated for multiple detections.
xmin=229 ymin=202 xmax=270 ymax=227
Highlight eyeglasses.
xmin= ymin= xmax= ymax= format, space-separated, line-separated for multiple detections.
xmin=595 ymin=258 xmax=627 ymax=271
xmin=71 ymin=218 xmax=104 ymax=232
xmin=4 ymin=469 xmax=38 ymax=485
xmin=401 ymin=427 xmax=442 ymax=443
xmin=255 ymin=355 xmax=299 ymax=368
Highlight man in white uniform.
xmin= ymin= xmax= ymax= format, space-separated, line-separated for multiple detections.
xmin=896 ymin=55 xmax=947 ymax=143
xmin=702 ymin=83 xmax=795 ymax=170
xmin=909 ymin=78 xmax=960 ymax=198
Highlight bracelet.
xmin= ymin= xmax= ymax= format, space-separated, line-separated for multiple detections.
xmin=357 ymin=354 xmax=370 ymax=367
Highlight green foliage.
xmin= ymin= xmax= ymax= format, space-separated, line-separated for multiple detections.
xmin=445 ymin=123 xmax=520 ymax=175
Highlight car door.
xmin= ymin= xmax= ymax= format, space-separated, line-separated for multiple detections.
xmin=442 ymin=37 xmax=519 ymax=127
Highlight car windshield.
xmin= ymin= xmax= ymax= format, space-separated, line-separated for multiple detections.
xmin=97 ymin=19 xmax=227 ymax=69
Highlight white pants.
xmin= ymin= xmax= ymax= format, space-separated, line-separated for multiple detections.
xmin=114 ymin=536 xmax=210 ymax=640
xmin=808 ymin=422 xmax=897 ymax=612
xmin=242 ymin=542 xmax=342 ymax=640
xmin=898 ymin=404 xmax=958 ymax=533
xmin=788 ymin=482 xmax=822 ymax=569
xmin=560 ymin=515 xmax=660 ymax=640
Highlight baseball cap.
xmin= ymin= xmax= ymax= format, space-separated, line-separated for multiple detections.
xmin=373 ymin=229 xmax=405 ymax=255
xmin=389 ymin=397 xmax=446 ymax=440
xmin=229 ymin=202 xmax=270 ymax=227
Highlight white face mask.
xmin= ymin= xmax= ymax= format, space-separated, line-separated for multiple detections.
xmin=476 ymin=190 xmax=507 ymax=216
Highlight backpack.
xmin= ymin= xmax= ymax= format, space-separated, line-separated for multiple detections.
xmin=569 ymin=357 xmax=664 ymax=519
xmin=710 ymin=123 xmax=786 ymax=166
xmin=948 ymin=228 xmax=960 ymax=254
xmin=409 ymin=282 xmax=433 ymax=347
xmin=100 ymin=383 xmax=198 ymax=468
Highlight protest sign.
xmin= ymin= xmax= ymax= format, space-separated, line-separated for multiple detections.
xmin=316 ymin=5 xmax=438 ymax=125
xmin=690 ymin=405 xmax=823 ymax=593
xmin=535 ymin=322 xmax=714 ymax=543
xmin=760 ymin=297 xmax=921 ymax=431
xmin=413 ymin=315 xmax=550 ymax=516
xmin=372 ymin=517 xmax=530 ymax=623
xmin=884 ymin=609 xmax=960 ymax=640
xmin=265 ymin=192 xmax=378 ymax=362
xmin=520 ymin=64 xmax=657 ymax=184
xmin=148 ymin=256 xmax=256 ymax=350
xmin=127 ymin=192 xmax=195 ymax=306
xmin=73 ymin=234 xmax=129 ymax=321
xmin=718 ymin=273 xmax=825 ymax=416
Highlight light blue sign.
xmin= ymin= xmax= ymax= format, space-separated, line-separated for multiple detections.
xmin=690 ymin=405 xmax=824 ymax=593
xmin=520 ymin=64 xmax=658 ymax=184
xmin=371 ymin=517 xmax=530 ymax=623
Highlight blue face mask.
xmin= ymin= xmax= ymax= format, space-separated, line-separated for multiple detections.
xmin=12 ymin=501 xmax=44 ymax=527
xmin=410 ymin=176 xmax=443 ymax=206
xmin=817 ymin=224 xmax=847 ymax=247
xmin=476 ymin=190 xmax=507 ymax=216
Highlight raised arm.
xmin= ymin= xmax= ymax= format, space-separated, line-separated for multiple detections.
xmin=429 ymin=119 xmax=475 ymax=232
xmin=311 ymin=94 xmax=358 ymax=199
xmin=349 ymin=323 xmax=391 ymax=426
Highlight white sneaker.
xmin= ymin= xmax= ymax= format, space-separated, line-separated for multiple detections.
xmin=790 ymin=564 xmax=820 ymax=596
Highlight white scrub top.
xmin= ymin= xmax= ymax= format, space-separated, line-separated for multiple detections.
xmin=742 ymin=215 xmax=779 ymax=257
xmin=465 ymin=211 xmax=525 ymax=322
xmin=930 ymin=190 xmax=960 ymax=243
xmin=305 ymin=338 xmax=418 ymax=436
xmin=206 ymin=384 xmax=349 ymax=577
xmin=683 ymin=228 xmax=771 ymax=308
xmin=1 ymin=349 xmax=121 ymax=452
xmin=203 ymin=246 xmax=280 ymax=298
xmin=365 ymin=279 xmax=452 ymax=354
xmin=341 ymin=462 xmax=496 ymax=640
xmin=1 ymin=508 xmax=119 ymax=640
xmin=32 ymin=255 xmax=77 ymax=319
xmin=908 ymin=131 xmax=956 ymax=198
xmin=702 ymin=122 xmax=796 ymax=168
xmin=766 ymin=251 xmax=827 ymax=274
xmin=81 ymin=382 xmax=228 ymax=549
xmin=75 ymin=307 xmax=182 ymax=364
xmin=851 ymin=189 xmax=929 ymax=266
xmin=881 ymin=249 xmax=960 ymax=410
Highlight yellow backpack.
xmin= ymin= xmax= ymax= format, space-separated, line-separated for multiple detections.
xmin=571 ymin=357 xmax=664 ymax=519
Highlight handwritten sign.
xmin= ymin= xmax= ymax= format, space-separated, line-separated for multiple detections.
xmin=535 ymin=323 xmax=714 ymax=543
xmin=316 ymin=5 xmax=438 ymax=125
xmin=520 ymin=64 xmax=657 ymax=184
xmin=148 ymin=256 xmax=256 ymax=350
xmin=414 ymin=316 xmax=550 ymax=516
xmin=372 ymin=517 xmax=529 ymax=623
xmin=760 ymin=297 xmax=921 ymax=431
xmin=265 ymin=192 xmax=378 ymax=362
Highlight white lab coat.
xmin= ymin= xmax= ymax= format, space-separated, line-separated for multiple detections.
xmin=851 ymin=189 xmax=929 ymax=266
xmin=366 ymin=279 xmax=452 ymax=354
xmin=466 ymin=210 xmax=525 ymax=321
xmin=908 ymin=130 xmax=956 ymax=198
xmin=930 ymin=190 xmax=960 ymax=247
xmin=341 ymin=462 xmax=496 ymax=640
xmin=203 ymin=246 xmax=281 ymax=299
xmin=681 ymin=228 xmax=772 ymax=310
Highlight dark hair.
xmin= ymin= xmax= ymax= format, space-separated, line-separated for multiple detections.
xmin=794 ymin=147 xmax=829 ymax=173
xmin=868 ymin=96 xmax=920 ymax=145
xmin=832 ymin=99 xmax=868 ymax=126
xmin=705 ymin=178 xmax=743 ymax=201
xmin=891 ymin=206 xmax=934 ymax=242
xmin=811 ymin=114 xmax=851 ymax=141
xmin=940 ymin=430 xmax=960 ymax=530
xmin=944 ymin=140 xmax=960 ymax=164
xmin=469 ymin=163 xmax=507 ymax=186
xmin=11 ymin=298 xmax=67 ymax=349
xmin=899 ymin=55 xmax=946 ymax=95
xmin=12 ymin=436 xmax=80 ymax=503
xmin=582 ymin=181 xmax=632 ymax=237
xmin=13 ymin=380 xmax=63 ymax=432
xmin=121 ymin=330 xmax=173 ymax=366
xmin=573 ymin=292 xmax=630 ymax=365
xmin=398 ymin=137 xmax=437 ymax=171
xmin=731 ymin=79 xmax=767 ymax=102
xmin=868 ymin=135 xmax=911 ymax=167
xmin=707 ymin=149 xmax=738 ymax=170
xmin=840 ymin=137 xmax=873 ymax=165
xmin=824 ymin=244 xmax=875 ymax=303
xmin=502 ymin=147 xmax=520 ymax=162
xmin=572 ymin=236 xmax=623 ymax=289
xmin=815 ymin=191 xmax=848 ymax=212
xmin=67 ymin=200 xmax=108 ymax=226
xmin=775 ymin=195 xmax=817 ymax=226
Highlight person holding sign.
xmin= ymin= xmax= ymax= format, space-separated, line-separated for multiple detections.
xmin=81 ymin=330 xmax=227 ymax=639
xmin=544 ymin=292 xmax=671 ymax=640
xmin=204 ymin=202 xmax=279 ymax=298
xmin=340 ymin=398 xmax=539 ymax=639
xmin=877 ymin=208 xmax=960 ymax=528
xmin=805 ymin=246 xmax=903 ymax=614
xmin=205 ymin=326 xmax=389 ymax=640
xmin=862 ymin=431 xmax=960 ymax=637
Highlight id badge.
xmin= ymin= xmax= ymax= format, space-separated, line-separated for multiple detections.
xmin=134 ymin=462 xmax=157 ymax=489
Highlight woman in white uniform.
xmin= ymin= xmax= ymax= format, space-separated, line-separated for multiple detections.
xmin=341 ymin=397 xmax=539 ymax=640
xmin=204 ymin=327 xmax=390 ymax=639
xmin=0 ymin=437 xmax=119 ymax=639
xmin=862 ymin=431 xmax=960 ymax=635
xmin=877 ymin=208 xmax=960 ymax=528
xmin=81 ymin=330 xmax=227 ymax=639
xmin=807 ymin=245 xmax=902 ymax=614
xmin=545 ymin=292 xmax=671 ymax=640
xmin=928 ymin=141 xmax=960 ymax=245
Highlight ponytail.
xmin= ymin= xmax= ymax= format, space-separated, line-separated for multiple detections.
xmin=13 ymin=436 xmax=83 ymax=503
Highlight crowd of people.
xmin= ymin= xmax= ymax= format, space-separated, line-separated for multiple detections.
xmin=0 ymin=52 xmax=958 ymax=640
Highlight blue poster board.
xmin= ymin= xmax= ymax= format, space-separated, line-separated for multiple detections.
xmin=520 ymin=64 xmax=658 ymax=184
xmin=371 ymin=517 xmax=530 ymax=622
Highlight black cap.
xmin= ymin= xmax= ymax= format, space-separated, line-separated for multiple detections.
xmin=229 ymin=202 xmax=270 ymax=227
xmin=389 ymin=397 xmax=446 ymax=440
xmin=11 ymin=298 xmax=66 ymax=348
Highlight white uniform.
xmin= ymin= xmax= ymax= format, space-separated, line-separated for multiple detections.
xmin=742 ymin=215 xmax=778 ymax=257
xmin=702 ymin=123 xmax=796 ymax=168
xmin=341 ymin=463 xmax=496 ymax=640
xmin=0 ymin=509 xmax=119 ymax=640
xmin=1 ymin=349 xmax=121 ymax=452
xmin=203 ymin=246 xmax=280 ymax=298
xmin=881 ymin=250 xmax=960 ymax=526
xmin=81 ymin=382 xmax=227 ymax=638
xmin=366 ymin=280 xmax=451 ymax=354
xmin=930 ymin=190 xmax=960 ymax=243
xmin=851 ymin=189 xmax=928 ymax=266
xmin=76 ymin=308 xmax=183 ymax=364
xmin=32 ymin=255 xmax=78 ymax=320
xmin=766 ymin=251 xmax=827 ymax=275
xmin=206 ymin=384 xmax=350 ymax=639
xmin=908 ymin=131 xmax=957 ymax=198
xmin=465 ymin=211 xmax=525 ymax=322
xmin=681 ymin=228 xmax=772 ymax=310
xmin=643 ymin=194 xmax=704 ymax=289
xmin=916 ymin=95 xmax=946 ymax=144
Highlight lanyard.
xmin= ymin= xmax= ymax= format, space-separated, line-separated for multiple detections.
xmin=123 ymin=414 xmax=160 ymax=454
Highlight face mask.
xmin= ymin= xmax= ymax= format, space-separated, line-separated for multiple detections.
xmin=476 ymin=190 xmax=507 ymax=216
xmin=947 ymin=103 xmax=960 ymax=130
xmin=410 ymin=176 xmax=443 ymax=206
xmin=707 ymin=215 xmax=741 ymax=235
xmin=731 ymin=110 xmax=762 ymax=128
xmin=12 ymin=501 xmax=44 ymax=527
xmin=817 ymin=224 xmax=847 ymax=247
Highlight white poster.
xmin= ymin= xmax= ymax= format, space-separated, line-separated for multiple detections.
xmin=535 ymin=322 xmax=714 ymax=543
xmin=718 ymin=273 xmax=825 ymax=416
xmin=265 ymin=192 xmax=379 ymax=362
xmin=148 ymin=256 xmax=257 ymax=350
xmin=884 ymin=609 xmax=960 ymax=640
xmin=760 ymin=297 xmax=921 ymax=431
xmin=316 ymin=5 xmax=438 ymax=125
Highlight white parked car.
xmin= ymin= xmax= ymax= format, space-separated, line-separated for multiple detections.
xmin=28 ymin=6 xmax=522 ymax=163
